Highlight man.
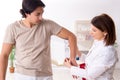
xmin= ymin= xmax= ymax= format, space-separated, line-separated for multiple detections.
xmin=0 ymin=0 xmax=78 ymax=80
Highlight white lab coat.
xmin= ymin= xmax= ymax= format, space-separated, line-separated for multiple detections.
xmin=71 ymin=40 xmax=118 ymax=80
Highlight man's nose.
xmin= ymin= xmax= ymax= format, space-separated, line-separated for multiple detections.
xmin=39 ymin=15 xmax=43 ymax=20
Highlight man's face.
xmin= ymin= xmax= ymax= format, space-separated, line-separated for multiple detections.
xmin=26 ymin=7 xmax=44 ymax=25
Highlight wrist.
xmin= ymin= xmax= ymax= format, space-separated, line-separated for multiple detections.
xmin=70 ymin=56 xmax=75 ymax=60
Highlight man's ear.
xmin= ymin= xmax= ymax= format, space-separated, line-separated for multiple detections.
xmin=25 ymin=13 xmax=30 ymax=17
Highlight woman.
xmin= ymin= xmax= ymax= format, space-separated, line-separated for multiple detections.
xmin=0 ymin=0 xmax=78 ymax=80
xmin=64 ymin=14 xmax=118 ymax=80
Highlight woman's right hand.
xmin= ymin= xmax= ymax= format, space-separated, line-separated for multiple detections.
xmin=64 ymin=58 xmax=72 ymax=68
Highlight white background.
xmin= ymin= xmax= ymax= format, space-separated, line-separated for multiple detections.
xmin=0 ymin=0 xmax=120 ymax=68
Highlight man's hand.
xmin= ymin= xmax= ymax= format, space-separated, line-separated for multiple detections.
xmin=70 ymin=58 xmax=78 ymax=66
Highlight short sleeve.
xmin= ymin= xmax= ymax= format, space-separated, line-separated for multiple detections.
xmin=47 ymin=20 xmax=63 ymax=35
xmin=3 ymin=24 xmax=15 ymax=44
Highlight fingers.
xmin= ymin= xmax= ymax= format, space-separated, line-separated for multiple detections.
xmin=64 ymin=58 xmax=69 ymax=62
xmin=64 ymin=58 xmax=77 ymax=66
xmin=64 ymin=58 xmax=71 ymax=68
xmin=72 ymin=75 xmax=79 ymax=79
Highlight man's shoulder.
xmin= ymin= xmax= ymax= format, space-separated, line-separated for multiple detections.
xmin=8 ymin=20 xmax=20 ymax=27
xmin=41 ymin=19 xmax=56 ymax=24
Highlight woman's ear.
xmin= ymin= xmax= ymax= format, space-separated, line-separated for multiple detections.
xmin=104 ymin=32 xmax=107 ymax=36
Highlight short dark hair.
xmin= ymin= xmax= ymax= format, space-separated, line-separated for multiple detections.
xmin=91 ymin=14 xmax=116 ymax=46
xmin=20 ymin=0 xmax=45 ymax=18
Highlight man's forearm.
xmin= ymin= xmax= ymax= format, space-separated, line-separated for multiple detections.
xmin=68 ymin=34 xmax=77 ymax=60
xmin=68 ymin=33 xmax=78 ymax=66
xmin=0 ymin=54 xmax=8 ymax=80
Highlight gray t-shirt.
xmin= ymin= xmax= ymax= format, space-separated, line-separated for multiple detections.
xmin=4 ymin=19 xmax=62 ymax=76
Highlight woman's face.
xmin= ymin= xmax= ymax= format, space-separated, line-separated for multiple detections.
xmin=26 ymin=7 xmax=44 ymax=25
xmin=90 ymin=24 xmax=106 ymax=40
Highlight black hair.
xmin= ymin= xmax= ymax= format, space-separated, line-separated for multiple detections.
xmin=91 ymin=14 xmax=116 ymax=46
xmin=20 ymin=0 xmax=45 ymax=18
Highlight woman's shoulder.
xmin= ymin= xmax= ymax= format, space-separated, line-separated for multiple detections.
xmin=102 ymin=45 xmax=116 ymax=57
xmin=104 ymin=45 xmax=115 ymax=51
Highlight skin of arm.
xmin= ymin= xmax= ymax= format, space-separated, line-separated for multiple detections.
xmin=0 ymin=43 xmax=14 ymax=80
xmin=57 ymin=28 xmax=78 ymax=66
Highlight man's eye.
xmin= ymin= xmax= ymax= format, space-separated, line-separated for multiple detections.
xmin=36 ymin=13 xmax=42 ymax=16
xmin=36 ymin=14 xmax=40 ymax=16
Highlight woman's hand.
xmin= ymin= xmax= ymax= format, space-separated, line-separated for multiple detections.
xmin=64 ymin=58 xmax=79 ymax=79
xmin=64 ymin=58 xmax=72 ymax=68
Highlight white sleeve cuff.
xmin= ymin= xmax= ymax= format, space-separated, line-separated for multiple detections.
xmin=70 ymin=66 xmax=87 ymax=78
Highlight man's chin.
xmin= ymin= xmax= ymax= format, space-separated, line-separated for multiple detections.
xmin=34 ymin=21 xmax=40 ymax=25
xmin=36 ymin=20 xmax=42 ymax=24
